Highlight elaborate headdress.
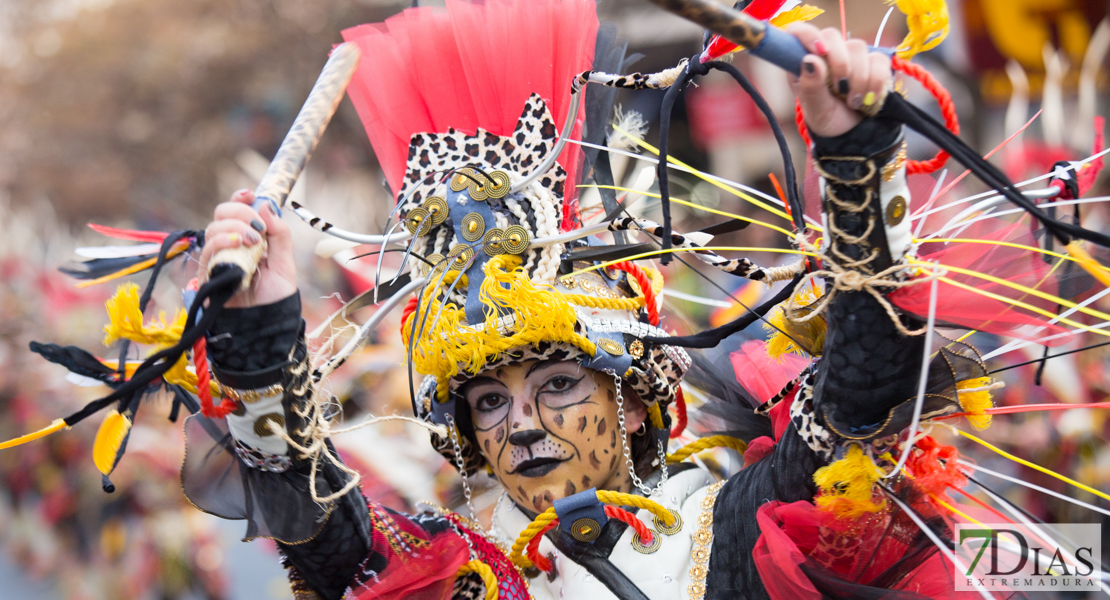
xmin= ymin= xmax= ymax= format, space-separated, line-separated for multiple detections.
xmin=338 ymin=0 xmax=692 ymax=475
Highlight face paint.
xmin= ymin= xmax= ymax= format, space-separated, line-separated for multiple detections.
xmin=460 ymin=360 xmax=647 ymax=513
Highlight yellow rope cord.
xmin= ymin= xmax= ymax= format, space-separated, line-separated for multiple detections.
xmin=567 ymin=247 xmax=820 ymax=279
xmin=0 ymin=419 xmax=67 ymax=450
xmin=933 ymin=276 xmax=1110 ymax=338
xmin=563 ymin=294 xmax=644 ymax=311
xmin=595 ymin=490 xmax=676 ymax=526
xmin=666 ymin=435 xmax=748 ymax=464
xmin=456 ymin=560 xmax=499 ymax=600
xmin=509 ymin=508 xmax=558 ymax=568
xmin=579 ymin=184 xmax=795 ymax=237
xmin=956 ymin=429 xmax=1110 ymax=503
xmin=910 ymin=260 xmax=1110 ymax=323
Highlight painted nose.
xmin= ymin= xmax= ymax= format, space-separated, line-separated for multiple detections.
xmin=508 ymin=429 xmax=546 ymax=447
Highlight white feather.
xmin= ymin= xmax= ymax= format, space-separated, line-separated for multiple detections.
xmin=75 ymin=243 xmax=161 ymax=259
xmin=66 ymin=372 xmax=105 ymax=387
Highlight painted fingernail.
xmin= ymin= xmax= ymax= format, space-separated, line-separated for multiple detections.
xmin=267 ymin=199 xmax=282 ymax=218
xmin=235 ymin=188 xmax=250 ymax=198
xmin=228 ymin=232 xmax=241 ymax=245
xmin=863 ymin=91 xmax=876 ymax=107
xmin=803 ymin=58 xmax=817 ymax=75
xmin=837 ymin=78 xmax=849 ymax=95
xmin=250 ymin=219 xmax=266 ymax=233
xmin=850 ymin=94 xmax=863 ymax=110
xmin=246 ymin=231 xmax=261 ymax=245
xmin=813 ymin=39 xmax=828 ymax=55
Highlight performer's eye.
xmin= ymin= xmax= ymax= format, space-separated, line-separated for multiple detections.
xmin=541 ymin=375 xmax=579 ymax=394
xmin=476 ymin=393 xmax=509 ymax=412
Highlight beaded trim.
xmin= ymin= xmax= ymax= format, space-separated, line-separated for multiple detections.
xmin=687 ymin=480 xmax=724 ymax=600
xmin=232 ymin=439 xmax=292 ymax=473
xmin=217 ymin=381 xmax=284 ymax=404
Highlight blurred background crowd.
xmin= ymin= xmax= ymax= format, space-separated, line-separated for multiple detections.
xmin=0 ymin=0 xmax=1107 ymax=598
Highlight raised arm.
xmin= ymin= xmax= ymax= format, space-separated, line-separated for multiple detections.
xmin=185 ymin=191 xmax=469 ymax=600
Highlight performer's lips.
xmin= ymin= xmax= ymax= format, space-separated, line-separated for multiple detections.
xmin=511 ymin=457 xmax=565 ymax=477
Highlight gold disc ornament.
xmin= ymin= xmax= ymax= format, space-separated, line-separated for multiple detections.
xmin=461 ymin=213 xmax=485 ymax=242
xmin=483 ymin=228 xmax=505 ymax=256
xmin=424 ymin=196 xmax=449 ymax=225
xmin=501 ymin=225 xmax=530 ymax=254
xmin=485 ymin=170 xmax=511 ymax=199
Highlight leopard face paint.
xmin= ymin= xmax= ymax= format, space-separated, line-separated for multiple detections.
xmin=461 ymin=360 xmax=647 ymax=514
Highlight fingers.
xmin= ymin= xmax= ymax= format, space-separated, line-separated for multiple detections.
xmin=818 ymin=28 xmax=851 ymax=97
xmin=864 ymin=52 xmax=893 ymax=114
xmin=784 ymin=23 xmax=822 ymax=53
xmin=845 ymin=39 xmax=871 ymax=110
xmin=256 ymin=196 xmax=293 ymax=261
xmin=199 ymin=220 xmax=262 ymax=283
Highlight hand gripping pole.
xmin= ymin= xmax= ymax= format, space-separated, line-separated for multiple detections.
xmin=208 ymin=42 xmax=362 ymax=288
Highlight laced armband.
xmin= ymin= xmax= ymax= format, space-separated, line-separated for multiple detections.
xmin=218 ymin=338 xmax=311 ymax=473
xmin=813 ymin=123 xmax=911 ymax=273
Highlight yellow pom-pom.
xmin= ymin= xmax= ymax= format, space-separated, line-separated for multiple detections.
xmin=93 ymin=410 xmax=132 ymax=476
xmin=764 ymin=286 xmax=825 ymax=360
xmin=813 ymin=445 xmax=886 ymax=519
xmin=889 ymin=0 xmax=949 ymax=60
xmin=102 ymin=283 xmax=187 ymax=348
xmin=957 ymin=376 xmax=994 ymax=430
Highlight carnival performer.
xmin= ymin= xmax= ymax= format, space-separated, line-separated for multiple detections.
xmin=10 ymin=0 xmax=1110 ymax=599
xmin=180 ymin=4 xmax=993 ymax=600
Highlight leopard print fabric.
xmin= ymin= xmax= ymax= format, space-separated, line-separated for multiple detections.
xmin=450 ymin=571 xmax=487 ymax=600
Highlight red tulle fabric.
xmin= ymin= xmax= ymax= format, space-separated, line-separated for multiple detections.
xmin=347 ymin=507 xmax=471 ymax=600
xmin=342 ymin=0 xmax=597 ymax=202
xmin=890 ymin=218 xmax=1069 ymax=345
xmin=753 ymin=501 xmax=999 ymax=600
xmin=730 ymin=339 xmax=809 ymax=404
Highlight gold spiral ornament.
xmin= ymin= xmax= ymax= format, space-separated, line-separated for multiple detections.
xmin=467 ymin=179 xmax=489 ymax=202
xmin=501 ymin=225 xmax=530 ymax=255
xmin=632 ymin=531 xmax=661 ymax=554
xmin=483 ymin=228 xmax=505 ymax=256
xmin=422 ymin=253 xmax=446 ymax=276
xmin=570 ymin=518 xmax=602 ymax=542
xmin=597 ymin=338 xmax=626 ymax=356
xmin=653 ymin=509 xmax=683 ymax=535
xmin=485 ymin=170 xmax=511 ymax=199
xmin=447 ymin=244 xmax=475 ymax=271
xmin=424 ymin=196 xmax=449 ymax=226
xmin=450 ymin=168 xmax=474 ymax=192
xmin=461 ymin=213 xmax=485 ymax=242
xmin=405 ymin=207 xmax=432 ymax=236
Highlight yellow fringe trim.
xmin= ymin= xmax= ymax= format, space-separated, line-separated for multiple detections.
xmin=456 ymin=560 xmax=499 ymax=600
xmin=93 ymin=410 xmax=131 ymax=475
xmin=957 ymin=376 xmax=994 ymax=430
xmin=889 ymin=0 xmax=949 ymax=59
xmin=647 ymin=403 xmax=665 ymax=430
xmin=667 ymin=435 xmax=748 ymax=463
xmin=813 ymin=445 xmax=887 ymax=519
xmin=100 ymin=283 xmax=221 ymax=398
xmin=765 ymin=285 xmax=825 ymax=359
xmin=0 ymin=419 xmax=67 ymax=450
xmin=103 ymin=283 xmax=187 ymax=348
xmin=404 ymin=256 xmax=598 ymax=402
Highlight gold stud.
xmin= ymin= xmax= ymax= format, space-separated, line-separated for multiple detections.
xmin=629 ymin=339 xmax=645 ymax=359
xmin=886 ymin=195 xmax=908 ymax=227
xmin=501 ymin=225 xmax=530 ymax=254
xmin=423 ymin=196 xmax=448 ymax=225
xmin=597 ymin=338 xmax=625 ymax=356
xmin=461 ymin=213 xmax=485 ymax=242
xmin=253 ymin=413 xmax=285 ymax=437
xmin=570 ymin=517 xmax=602 ymax=542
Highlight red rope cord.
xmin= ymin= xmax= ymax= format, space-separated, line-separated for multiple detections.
xmin=611 ymin=262 xmax=660 ymax=326
xmin=671 ymin=387 xmax=688 ymax=439
xmin=400 ymin=295 xmax=419 ymax=337
xmin=193 ymin=337 xmax=235 ymax=418
xmin=794 ymin=57 xmax=959 ymax=175
xmin=526 ymin=519 xmax=560 ymax=573
xmin=604 ymin=505 xmax=653 ymax=545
